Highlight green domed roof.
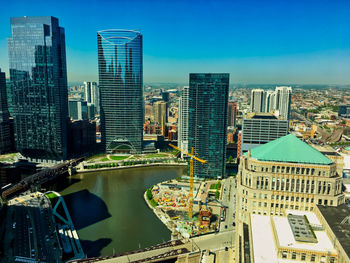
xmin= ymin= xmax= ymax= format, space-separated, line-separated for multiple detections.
xmin=245 ymin=134 xmax=333 ymax=165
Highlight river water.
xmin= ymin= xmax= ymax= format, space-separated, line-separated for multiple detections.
xmin=52 ymin=166 xmax=185 ymax=257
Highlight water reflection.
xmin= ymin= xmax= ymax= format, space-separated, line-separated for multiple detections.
xmin=54 ymin=166 xmax=185 ymax=256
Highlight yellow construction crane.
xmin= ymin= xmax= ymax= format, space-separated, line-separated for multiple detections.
xmin=169 ymin=143 xmax=206 ymax=219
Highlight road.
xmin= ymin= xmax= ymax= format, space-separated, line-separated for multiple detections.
xmin=220 ymin=177 xmax=237 ymax=232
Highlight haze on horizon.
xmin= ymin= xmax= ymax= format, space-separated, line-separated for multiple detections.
xmin=0 ymin=0 xmax=349 ymax=85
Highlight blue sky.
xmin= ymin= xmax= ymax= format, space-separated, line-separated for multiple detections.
xmin=0 ymin=0 xmax=349 ymax=84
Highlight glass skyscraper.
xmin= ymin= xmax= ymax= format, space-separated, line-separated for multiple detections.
xmin=188 ymin=73 xmax=229 ymax=178
xmin=0 ymin=69 xmax=11 ymax=154
xmin=8 ymin=16 xmax=68 ymax=161
xmin=97 ymin=30 xmax=143 ymax=153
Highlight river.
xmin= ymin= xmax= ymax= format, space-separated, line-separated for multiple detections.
xmin=52 ymin=166 xmax=185 ymax=257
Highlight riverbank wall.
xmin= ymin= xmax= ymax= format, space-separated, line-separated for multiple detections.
xmin=77 ymin=162 xmax=187 ymax=173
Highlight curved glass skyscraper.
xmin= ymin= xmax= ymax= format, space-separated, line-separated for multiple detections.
xmin=97 ymin=30 xmax=143 ymax=153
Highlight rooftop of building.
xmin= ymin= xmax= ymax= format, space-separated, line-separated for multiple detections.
xmin=317 ymin=204 xmax=350 ymax=259
xmin=251 ymin=211 xmax=337 ymax=263
xmin=245 ymin=134 xmax=333 ymax=165
xmin=245 ymin=112 xmax=278 ymax=120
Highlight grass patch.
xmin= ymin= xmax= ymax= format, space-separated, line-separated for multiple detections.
xmin=144 ymin=154 xmax=168 ymax=158
xmin=45 ymin=192 xmax=58 ymax=199
xmin=110 ymin=155 xmax=128 ymax=161
xmin=87 ymin=153 xmax=105 ymax=161
xmin=101 ymin=157 xmax=109 ymax=162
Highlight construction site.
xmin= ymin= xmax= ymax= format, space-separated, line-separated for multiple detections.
xmin=147 ymin=178 xmax=224 ymax=238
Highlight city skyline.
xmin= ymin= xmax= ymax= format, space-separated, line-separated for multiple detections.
xmin=0 ymin=0 xmax=349 ymax=84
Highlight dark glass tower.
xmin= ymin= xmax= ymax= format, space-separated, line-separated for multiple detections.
xmin=97 ymin=30 xmax=143 ymax=153
xmin=0 ymin=69 xmax=11 ymax=154
xmin=8 ymin=16 xmax=68 ymax=161
xmin=188 ymin=73 xmax=229 ymax=178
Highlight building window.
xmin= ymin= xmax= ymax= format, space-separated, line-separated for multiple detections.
xmin=282 ymin=251 xmax=287 ymax=258
xmin=264 ymin=202 xmax=267 ymax=207
xmin=310 ymin=254 xmax=315 ymax=262
xmin=301 ymin=253 xmax=306 ymax=260
xmin=272 ymin=166 xmax=275 ymax=172
xmin=292 ymin=252 xmax=296 ymax=259
xmin=330 ymin=200 xmax=333 ymax=205
xmin=264 ymin=194 xmax=267 ymax=199
xmin=320 ymin=256 xmax=326 ymax=263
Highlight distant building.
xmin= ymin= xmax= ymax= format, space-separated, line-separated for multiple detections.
xmin=275 ymin=86 xmax=292 ymax=120
xmin=84 ymin=81 xmax=100 ymax=115
xmin=178 ymin=86 xmax=189 ymax=157
xmin=241 ymin=113 xmax=289 ymax=155
xmin=0 ymin=69 xmax=11 ymax=154
xmin=8 ymin=16 xmax=68 ymax=161
xmin=97 ymin=29 xmax=143 ymax=153
xmin=228 ymin=101 xmax=237 ymax=128
xmin=153 ymin=101 xmax=167 ymax=125
xmin=264 ymin=90 xmax=275 ymax=112
xmin=161 ymin=90 xmax=169 ymax=103
xmin=250 ymin=87 xmax=292 ymax=120
xmin=68 ymin=100 xmax=88 ymax=120
xmin=339 ymin=104 xmax=350 ymax=118
xmin=188 ymin=73 xmax=229 ymax=178
xmin=250 ymin=89 xmax=264 ymax=113
xmin=235 ymin=134 xmax=345 ymax=262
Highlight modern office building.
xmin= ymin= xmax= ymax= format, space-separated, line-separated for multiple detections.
xmin=153 ymin=100 xmax=167 ymax=124
xmin=228 ymin=101 xmax=237 ymax=128
xmin=8 ymin=16 xmax=68 ymax=161
xmin=250 ymin=89 xmax=264 ymax=113
xmin=241 ymin=113 xmax=289 ymax=155
xmin=97 ymin=29 xmax=143 ymax=153
xmin=188 ymin=73 xmax=229 ymax=178
xmin=235 ymin=134 xmax=345 ymax=262
xmin=68 ymin=100 xmax=88 ymax=120
xmin=275 ymin=86 xmax=292 ymax=120
xmin=178 ymin=86 xmax=189 ymax=157
xmin=0 ymin=69 xmax=11 ymax=154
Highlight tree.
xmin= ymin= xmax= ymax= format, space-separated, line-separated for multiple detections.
xmin=228 ymin=155 xmax=233 ymax=163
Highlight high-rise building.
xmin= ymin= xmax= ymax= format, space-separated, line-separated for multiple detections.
xmin=68 ymin=100 xmax=88 ymax=120
xmin=235 ymin=134 xmax=345 ymax=262
xmin=84 ymin=81 xmax=100 ymax=115
xmin=188 ymin=73 xmax=229 ymax=178
xmin=275 ymin=86 xmax=292 ymax=120
xmin=250 ymin=89 xmax=264 ymax=113
xmin=264 ymin=90 xmax=275 ymax=112
xmin=97 ymin=30 xmax=143 ymax=153
xmin=228 ymin=101 xmax=237 ymax=128
xmin=241 ymin=113 xmax=289 ymax=155
xmin=178 ymin=86 xmax=189 ymax=157
xmin=0 ymin=69 xmax=11 ymax=154
xmin=8 ymin=16 xmax=68 ymax=161
xmin=153 ymin=101 xmax=167 ymax=125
